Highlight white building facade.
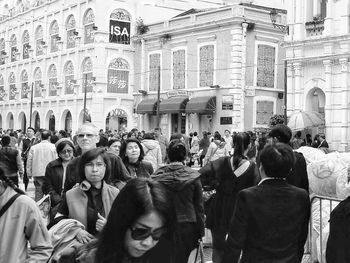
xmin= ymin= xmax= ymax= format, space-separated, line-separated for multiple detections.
xmin=285 ymin=0 xmax=350 ymax=151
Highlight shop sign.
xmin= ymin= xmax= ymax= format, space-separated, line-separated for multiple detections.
xmin=109 ymin=20 xmax=130 ymax=44
xmin=220 ymin=117 xmax=233 ymax=125
xmin=166 ymin=90 xmax=189 ymax=98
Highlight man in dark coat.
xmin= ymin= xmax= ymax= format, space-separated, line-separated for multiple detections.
xmin=223 ymin=143 xmax=310 ymax=263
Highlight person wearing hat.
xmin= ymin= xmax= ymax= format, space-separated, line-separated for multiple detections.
xmin=43 ymin=138 xmax=75 ymax=221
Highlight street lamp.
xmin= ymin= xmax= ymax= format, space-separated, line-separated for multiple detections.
xmin=269 ymin=8 xmax=289 ymax=125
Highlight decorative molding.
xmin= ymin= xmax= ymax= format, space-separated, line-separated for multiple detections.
xmin=196 ymin=35 xmax=216 ymax=43
xmin=255 ymin=35 xmax=280 ymax=44
xmin=323 ymin=59 xmax=333 ymax=74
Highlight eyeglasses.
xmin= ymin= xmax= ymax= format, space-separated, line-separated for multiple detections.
xmin=77 ymin=133 xmax=96 ymax=139
xmin=60 ymin=149 xmax=73 ymax=155
xmin=129 ymin=226 xmax=166 ymax=241
xmin=85 ymin=162 xmax=106 ymax=169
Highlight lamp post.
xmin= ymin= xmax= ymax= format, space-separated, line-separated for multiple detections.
xmin=156 ymin=66 xmax=161 ymax=128
xmin=269 ymin=8 xmax=289 ymax=125
xmin=29 ymin=82 xmax=34 ymax=127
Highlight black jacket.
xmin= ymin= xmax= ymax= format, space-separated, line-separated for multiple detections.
xmin=43 ymin=158 xmax=66 ymax=207
xmin=123 ymin=160 xmax=153 ymax=178
xmin=223 ymin=179 xmax=310 ymax=263
xmin=0 ymin=146 xmax=20 ymax=175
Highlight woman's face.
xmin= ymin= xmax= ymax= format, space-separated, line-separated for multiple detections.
xmin=109 ymin=141 xmax=121 ymax=156
xmin=84 ymin=155 xmax=106 ymax=183
xmin=125 ymin=142 xmax=140 ymax=162
xmin=124 ymin=210 xmax=166 ymax=258
xmin=59 ymin=144 xmax=74 ymax=162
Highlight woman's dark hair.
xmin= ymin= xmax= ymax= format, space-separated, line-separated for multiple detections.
xmin=214 ymin=133 xmax=221 ymax=141
xmin=260 ymin=143 xmax=295 ymax=178
xmin=50 ymin=134 xmax=59 ymax=144
xmin=108 ymin=138 xmax=121 ymax=148
xmin=1 ymin=135 xmax=11 ymax=147
xmin=169 ymin=133 xmax=184 ymax=141
xmin=119 ymin=138 xmax=145 ymax=163
xmin=78 ymin=148 xmax=110 ymax=183
xmin=127 ymin=131 xmax=136 ymax=138
xmin=193 ymin=132 xmax=197 ymax=136
xmin=95 ymin=178 xmax=173 ymax=263
xmin=143 ymin=132 xmax=155 ymax=140
xmin=0 ymin=168 xmax=25 ymax=194
xmin=232 ymin=132 xmax=251 ymax=169
xmin=56 ymin=140 xmax=75 ymax=156
xmin=167 ymin=139 xmax=187 ymax=162
xmin=268 ymin=124 xmax=292 ymax=144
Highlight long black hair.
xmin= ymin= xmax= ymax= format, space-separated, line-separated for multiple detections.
xmin=232 ymin=132 xmax=251 ymax=169
xmin=0 ymin=168 xmax=25 ymax=195
xmin=95 ymin=178 xmax=173 ymax=263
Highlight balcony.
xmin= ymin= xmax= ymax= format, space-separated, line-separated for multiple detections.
xmin=305 ymin=18 xmax=324 ymax=37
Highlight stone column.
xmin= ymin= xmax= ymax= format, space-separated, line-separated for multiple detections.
xmin=339 ymin=58 xmax=348 ymax=151
xmin=286 ymin=63 xmax=294 ymax=115
xmin=293 ymin=63 xmax=302 ymax=111
xmin=323 ymin=59 xmax=332 ymax=145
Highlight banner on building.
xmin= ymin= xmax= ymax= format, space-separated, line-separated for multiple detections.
xmin=109 ymin=20 xmax=130 ymax=44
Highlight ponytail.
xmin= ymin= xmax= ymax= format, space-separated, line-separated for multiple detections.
xmin=232 ymin=132 xmax=251 ymax=169
xmin=0 ymin=168 xmax=25 ymax=195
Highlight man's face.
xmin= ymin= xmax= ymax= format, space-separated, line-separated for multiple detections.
xmin=76 ymin=126 xmax=99 ymax=151
xmin=26 ymin=129 xmax=35 ymax=138
xmin=154 ymin=130 xmax=160 ymax=137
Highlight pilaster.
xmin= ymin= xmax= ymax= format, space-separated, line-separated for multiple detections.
xmin=293 ymin=62 xmax=302 ymax=111
xmin=339 ymin=58 xmax=349 ymax=151
xmin=323 ymin=59 xmax=333 ymax=144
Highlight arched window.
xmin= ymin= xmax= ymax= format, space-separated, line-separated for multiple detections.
xmin=66 ymin=15 xmax=76 ymax=49
xmin=9 ymin=72 xmax=16 ymax=100
xmin=33 ymin=67 xmax=42 ymax=97
xmin=50 ymin=20 xmax=59 ymax=53
xmin=10 ymin=34 xmax=17 ymax=62
xmin=82 ymin=57 xmax=93 ymax=93
xmin=64 ymin=61 xmax=75 ymax=94
xmin=83 ymin=9 xmax=95 ymax=44
xmin=21 ymin=70 xmax=29 ymax=99
xmin=0 ymin=74 xmax=5 ymax=101
xmin=0 ymin=38 xmax=5 ymax=65
xmin=48 ymin=64 xmax=58 ymax=96
xmin=35 ymin=25 xmax=44 ymax=56
xmin=109 ymin=9 xmax=131 ymax=45
xmin=107 ymin=58 xmax=129 ymax=93
xmin=22 ymin=30 xmax=30 ymax=59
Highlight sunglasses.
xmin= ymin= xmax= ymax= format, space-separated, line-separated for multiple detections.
xmin=129 ymin=226 xmax=166 ymax=241
xmin=77 ymin=133 xmax=96 ymax=139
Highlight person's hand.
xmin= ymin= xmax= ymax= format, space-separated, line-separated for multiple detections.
xmin=76 ymin=229 xmax=94 ymax=244
xmin=96 ymin=213 xmax=106 ymax=232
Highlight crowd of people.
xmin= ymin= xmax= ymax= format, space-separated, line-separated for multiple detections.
xmin=0 ymin=123 xmax=347 ymax=263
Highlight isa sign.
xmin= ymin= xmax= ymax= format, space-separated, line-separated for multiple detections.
xmin=109 ymin=20 xmax=130 ymax=44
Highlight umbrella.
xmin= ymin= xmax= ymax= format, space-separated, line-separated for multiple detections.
xmin=287 ymin=111 xmax=324 ymax=131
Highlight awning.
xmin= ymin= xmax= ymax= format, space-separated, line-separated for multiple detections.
xmin=159 ymin=97 xmax=189 ymax=114
xmin=136 ymin=99 xmax=158 ymax=114
xmin=185 ymin=96 xmax=216 ymax=114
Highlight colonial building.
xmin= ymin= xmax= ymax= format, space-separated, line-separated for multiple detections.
xmin=0 ymin=0 xmax=222 ymax=133
xmin=285 ymin=0 xmax=349 ymax=151
xmin=134 ymin=3 xmax=286 ymax=137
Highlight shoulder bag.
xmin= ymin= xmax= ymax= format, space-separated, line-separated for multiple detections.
xmin=0 ymin=193 xmax=21 ymax=218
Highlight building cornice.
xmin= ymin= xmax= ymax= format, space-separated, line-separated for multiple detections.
xmin=283 ymin=34 xmax=350 ymax=48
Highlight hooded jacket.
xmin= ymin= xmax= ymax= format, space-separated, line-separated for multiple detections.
xmin=153 ymin=164 xmax=205 ymax=237
xmin=141 ymin=139 xmax=163 ymax=171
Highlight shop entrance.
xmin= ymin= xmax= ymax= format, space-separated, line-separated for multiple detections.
xmin=171 ymin=113 xmax=186 ymax=134
xmin=106 ymin=109 xmax=128 ymax=133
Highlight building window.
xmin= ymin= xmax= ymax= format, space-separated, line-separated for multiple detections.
xmin=21 ymin=70 xmax=29 ymax=99
xmin=149 ymin=53 xmax=160 ymax=92
xmin=220 ymin=117 xmax=233 ymax=125
xmin=257 ymin=45 xmax=275 ymax=88
xmin=0 ymin=74 xmax=4 ymax=101
xmin=222 ymin=95 xmax=233 ymax=110
xmin=109 ymin=9 xmax=131 ymax=44
xmin=50 ymin=20 xmax=59 ymax=53
xmin=10 ymin=35 xmax=17 ymax=62
xmin=82 ymin=57 xmax=93 ymax=93
xmin=35 ymin=26 xmax=44 ymax=56
xmin=256 ymin=100 xmax=274 ymax=125
xmin=199 ymin=45 xmax=214 ymax=87
xmin=48 ymin=64 xmax=58 ymax=96
xmin=173 ymin=49 xmax=185 ymax=90
xmin=0 ymin=38 xmax=5 ymax=65
xmin=22 ymin=30 xmax=30 ymax=59
xmin=83 ymin=9 xmax=95 ymax=44
xmin=66 ymin=15 xmax=76 ymax=49
xmin=64 ymin=61 xmax=75 ymax=94
xmin=107 ymin=58 xmax=129 ymax=93
xmin=9 ymin=72 xmax=16 ymax=100
xmin=34 ymin=67 xmax=42 ymax=97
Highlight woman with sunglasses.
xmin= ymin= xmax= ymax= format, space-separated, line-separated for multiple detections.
xmin=43 ymin=138 xmax=75 ymax=221
xmin=62 ymin=178 xmax=174 ymax=263
xmin=55 ymin=147 xmax=119 ymax=243
xmin=119 ymin=138 xmax=154 ymax=178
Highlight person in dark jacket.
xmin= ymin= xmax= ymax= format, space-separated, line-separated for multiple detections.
xmin=223 ymin=143 xmax=310 ymax=263
xmin=264 ymin=124 xmax=309 ymax=193
xmin=119 ymin=138 xmax=153 ymax=178
xmin=19 ymin=127 xmax=36 ymax=190
xmin=43 ymin=138 xmax=75 ymax=221
xmin=153 ymin=139 xmax=205 ymax=263
xmin=198 ymin=131 xmax=210 ymax=167
xmin=200 ymin=132 xmax=260 ymax=263
xmin=326 ymin=196 xmax=350 ymax=263
xmin=0 ymin=135 xmax=24 ymax=186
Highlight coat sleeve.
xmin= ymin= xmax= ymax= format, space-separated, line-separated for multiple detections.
xmin=44 ymin=164 xmax=62 ymax=206
xmin=222 ymin=190 xmax=249 ymax=263
xmin=25 ymin=199 xmax=53 ymax=262
xmin=16 ymin=151 xmax=24 ymax=176
xmin=298 ymin=193 xmax=311 ymax=261
xmin=63 ymin=161 xmax=78 ymax=193
xmin=193 ymin=179 xmax=205 ymax=238
xmin=157 ymin=146 xmax=162 ymax=168
xmin=199 ymin=158 xmax=222 ymax=189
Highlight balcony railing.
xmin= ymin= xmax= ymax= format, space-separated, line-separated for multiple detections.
xmin=305 ymin=19 xmax=324 ymax=37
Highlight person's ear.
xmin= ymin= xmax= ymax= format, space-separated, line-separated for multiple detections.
xmin=95 ymin=135 xmax=100 ymax=143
